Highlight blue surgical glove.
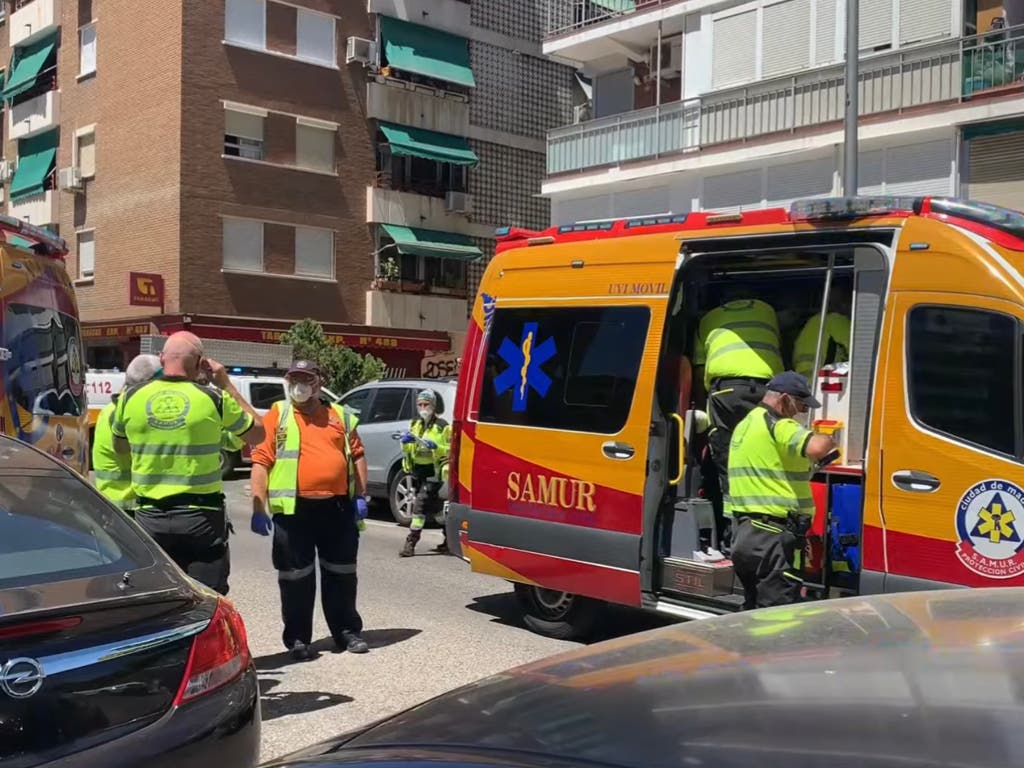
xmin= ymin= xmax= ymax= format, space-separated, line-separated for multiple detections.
xmin=251 ymin=510 xmax=273 ymax=536
xmin=400 ymin=432 xmax=417 ymax=444
xmin=422 ymin=439 xmax=437 ymax=450
xmin=355 ymin=497 xmax=369 ymax=520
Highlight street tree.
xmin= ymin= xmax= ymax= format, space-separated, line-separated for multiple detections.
xmin=284 ymin=318 xmax=386 ymax=394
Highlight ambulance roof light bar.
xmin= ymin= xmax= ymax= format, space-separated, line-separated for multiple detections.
xmin=789 ymin=196 xmax=922 ymax=221
xmin=0 ymin=213 xmax=67 ymax=257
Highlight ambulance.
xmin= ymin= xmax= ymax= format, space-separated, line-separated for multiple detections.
xmin=446 ymin=195 xmax=1024 ymax=639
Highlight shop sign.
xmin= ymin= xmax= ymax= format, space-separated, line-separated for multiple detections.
xmin=82 ymin=322 xmax=151 ymax=340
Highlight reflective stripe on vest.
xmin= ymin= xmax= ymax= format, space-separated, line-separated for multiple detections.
xmin=793 ymin=312 xmax=852 ymax=381
xmin=698 ymin=299 xmax=783 ymax=387
xmin=403 ymin=418 xmax=451 ymax=475
xmin=92 ymin=401 xmax=135 ymax=508
xmin=727 ymin=406 xmax=815 ymax=518
xmin=267 ymin=401 xmax=359 ymax=515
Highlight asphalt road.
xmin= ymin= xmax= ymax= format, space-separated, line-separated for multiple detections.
xmin=222 ymin=474 xmax=645 ymax=763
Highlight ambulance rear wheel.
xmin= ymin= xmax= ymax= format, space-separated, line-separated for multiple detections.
xmin=514 ymin=584 xmax=601 ymax=640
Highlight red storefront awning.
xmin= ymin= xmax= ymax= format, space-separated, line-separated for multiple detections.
xmin=81 ymin=321 xmax=153 ymax=341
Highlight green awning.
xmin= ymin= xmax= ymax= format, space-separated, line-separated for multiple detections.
xmin=592 ymin=0 xmax=636 ymax=13
xmin=379 ymin=122 xmax=479 ymax=167
xmin=381 ymin=224 xmax=482 ymax=261
xmin=962 ymin=119 xmax=1024 ymax=141
xmin=3 ymin=34 xmax=57 ymax=101
xmin=380 ymin=16 xmax=475 ymax=88
xmin=10 ymin=129 xmax=58 ymax=201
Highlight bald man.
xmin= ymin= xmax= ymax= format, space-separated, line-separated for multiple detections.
xmin=113 ymin=331 xmax=264 ymax=594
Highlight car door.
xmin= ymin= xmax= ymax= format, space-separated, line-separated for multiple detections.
xmin=876 ymin=292 xmax=1024 ymax=589
xmin=358 ymin=387 xmax=414 ymax=489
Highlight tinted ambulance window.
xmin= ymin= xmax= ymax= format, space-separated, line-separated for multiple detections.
xmin=479 ymin=306 xmax=650 ymax=434
xmin=907 ymin=306 xmax=1018 ymax=456
xmin=249 ymin=381 xmax=285 ymax=410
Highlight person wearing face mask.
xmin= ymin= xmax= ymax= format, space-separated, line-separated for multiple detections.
xmin=111 ymin=332 xmax=265 ymax=595
xmin=727 ymin=371 xmax=837 ymax=610
xmin=399 ymin=390 xmax=451 ymax=558
xmin=249 ymin=360 xmax=371 ymax=660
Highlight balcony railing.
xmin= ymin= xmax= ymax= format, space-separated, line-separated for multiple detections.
xmin=548 ymin=27 xmax=1024 ymax=176
xmin=544 ymin=0 xmax=672 ymax=38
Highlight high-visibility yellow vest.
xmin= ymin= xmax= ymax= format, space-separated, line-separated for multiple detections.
xmin=401 ymin=417 xmax=451 ymax=476
xmin=112 ymin=378 xmax=252 ymax=502
xmin=695 ymin=299 xmax=783 ymax=388
xmin=92 ymin=401 xmax=134 ymax=510
xmin=267 ymin=401 xmax=359 ymax=515
xmin=792 ymin=312 xmax=852 ymax=381
xmin=727 ymin=406 xmax=816 ymax=519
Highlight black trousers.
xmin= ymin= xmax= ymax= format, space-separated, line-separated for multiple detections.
xmin=731 ymin=514 xmax=809 ymax=610
xmin=272 ymin=496 xmax=362 ymax=649
xmin=135 ymin=502 xmax=230 ymax=596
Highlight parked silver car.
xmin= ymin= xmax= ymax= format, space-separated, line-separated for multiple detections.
xmin=338 ymin=377 xmax=458 ymax=526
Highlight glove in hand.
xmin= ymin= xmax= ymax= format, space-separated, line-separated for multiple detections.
xmin=422 ymin=439 xmax=437 ymax=450
xmin=251 ymin=511 xmax=273 ymax=536
xmin=400 ymin=432 xmax=417 ymax=444
xmin=355 ymin=497 xmax=369 ymax=520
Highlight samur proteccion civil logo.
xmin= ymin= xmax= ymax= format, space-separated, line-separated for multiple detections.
xmin=493 ymin=322 xmax=556 ymax=412
xmin=145 ymin=391 xmax=191 ymax=430
xmin=955 ymin=479 xmax=1024 ymax=579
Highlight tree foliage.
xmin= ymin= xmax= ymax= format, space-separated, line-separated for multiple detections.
xmin=284 ymin=319 xmax=386 ymax=395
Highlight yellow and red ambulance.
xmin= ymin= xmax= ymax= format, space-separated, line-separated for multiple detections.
xmin=447 ymin=196 xmax=1024 ymax=638
xmin=0 ymin=215 xmax=88 ymax=474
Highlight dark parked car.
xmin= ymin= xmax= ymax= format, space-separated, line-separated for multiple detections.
xmin=0 ymin=436 xmax=259 ymax=768
xmin=267 ymin=587 xmax=1024 ymax=768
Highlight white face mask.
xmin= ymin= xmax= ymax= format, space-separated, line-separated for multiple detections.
xmin=290 ymin=382 xmax=314 ymax=403
xmin=418 ymin=407 xmax=433 ymax=420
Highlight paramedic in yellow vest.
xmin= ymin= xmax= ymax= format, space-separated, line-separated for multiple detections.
xmin=728 ymin=372 xmax=836 ymax=609
xmin=399 ymin=390 xmax=451 ymax=558
xmin=112 ymin=332 xmax=264 ymax=595
xmin=693 ymin=291 xmax=784 ymax=546
xmin=250 ymin=360 xmax=370 ymax=661
xmin=792 ymin=292 xmax=852 ymax=382
xmin=92 ymin=353 xmax=161 ymax=511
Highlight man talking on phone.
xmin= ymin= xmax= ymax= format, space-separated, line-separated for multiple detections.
xmin=112 ymin=331 xmax=264 ymax=594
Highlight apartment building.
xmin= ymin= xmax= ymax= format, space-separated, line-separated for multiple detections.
xmin=0 ymin=0 xmax=450 ymax=374
xmin=355 ymin=0 xmax=575 ymax=343
xmin=541 ymin=0 xmax=1024 ymax=223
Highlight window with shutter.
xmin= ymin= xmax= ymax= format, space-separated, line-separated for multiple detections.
xmin=712 ymin=9 xmax=757 ymax=88
xmin=858 ymin=0 xmax=893 ymax=50
xmin=296 ymin=8 xmax=335 ymax=66
xmin=79 ymin=23 xmax=96 ymax=76
xmin=899 ymin=0 xmax=953 ymax=45
xmin=77 ymin=132 xmax=95 ymax=179
xmin=77 ymin=231 xmax=94 ymax=280
xmin=296 ymin=122 xmax=335 ymax=172
xmin=703 ymin=168 xmax=764 ymax=212
xmin=765 ymin=156 xmax=835 ymax=208
xmin=294 ymin=226 xmax=334 ymax=279
xmin=763 ymin=0 xmax=811 ymax=78
xmin=968 ymin=132 xmax=1024 ymax=210
xmin=224 ymin=109 xmax=265 ymax=161
xmin=222 ymin=218 xmax=264 ymax=273
xmin=814 ymin=0 xmax=838 ymax=66
xmin=883 ymin=140 xmax=953 ymax=196
xmin=225 ymin=0 xmax=266 ymax=49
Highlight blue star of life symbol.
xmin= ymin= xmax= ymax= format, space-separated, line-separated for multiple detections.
xmin=494 ymin=322 xmax=556 ymax=412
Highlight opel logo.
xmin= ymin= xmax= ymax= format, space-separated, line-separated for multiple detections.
xmin=0 ymin=657 xmax=45 ymax=698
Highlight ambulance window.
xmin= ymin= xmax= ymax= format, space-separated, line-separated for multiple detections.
xmin=478 ymin=305 xmax=650 ymax=434
xmin=907 ymin=306 xmax=1018 ymax=457
xmin=3 ymin=304 xmax=85 ymax=419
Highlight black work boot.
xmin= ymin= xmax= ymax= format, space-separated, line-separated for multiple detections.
xmin=399 ymin=532 xmax=419 ymax=557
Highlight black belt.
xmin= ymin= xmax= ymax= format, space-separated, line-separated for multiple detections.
xmin=736 ymin=512 xmax=787 ymax=524
xmin=136 ymin=493 xmax=224 ymax=511
xmin=712 ymin=376 xmax=770 ymax=388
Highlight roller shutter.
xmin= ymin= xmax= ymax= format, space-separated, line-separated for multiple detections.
xmin=859 ymin=0 xmax=893 ymax=51
xmin=712 ymin=9 xmax=757 ymax=88
xmin=967 ymin=132 xmax=1024 ymax=209
xmin=763 ymin=0 xmax=811 ymax=77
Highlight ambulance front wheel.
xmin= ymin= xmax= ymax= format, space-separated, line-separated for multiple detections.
xmin=513 ymin=584 xmax=602 ymax=640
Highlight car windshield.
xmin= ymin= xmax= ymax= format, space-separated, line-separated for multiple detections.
xmin=0 ymin=444 xmax=154 ymax=588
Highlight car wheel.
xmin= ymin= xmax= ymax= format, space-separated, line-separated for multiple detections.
xmin=513 ymin=583 xmax=603 ymax=640
xmin=220 ymin=450 xmax=237 ymax=480
xmin=389 ymin=470 xmax=416 ymax=527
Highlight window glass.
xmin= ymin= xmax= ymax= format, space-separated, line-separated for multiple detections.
xmin=479 ymin=306 xmax=651 ymax=434
xmin=224 ymin=110 xmax=265 ymax=161
xmin=364 ymin=388 xmax=409 ymax=424
xmin=79 ymin=23 xmax=96 ymax=76
xmin=294 ymin=225 xmax=334 ymax=278
xmin=77 ymin=230 xmax=94 ymax=279
xmin=0 ymin=474 xmax=154 ymax=588
xmin=908 ymin=306 xmax=1018 ymax=456
xmin=225 ymin=0 xmax=266 ymax=48
xmin=296 ymin=123 xmax=335 ymax=172
xmin=222 ymin=217 xmax=263 ymax=272
xmin=3 ymin=304 xmax=86 ymax=419
xmin=296 ymin=8 xmax=335 ymax=65
xmin=249 ymin=381 xmax=285 ymax=410
xmin=77 ymin=131 xmax=96 ymax=178
xmin=340 ymin=389 xmax=372 ymax=417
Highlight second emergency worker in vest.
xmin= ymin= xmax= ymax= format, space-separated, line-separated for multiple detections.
xmin=250 ymin=360 xmax=371 ymax=661
xmin=92 ymin=354 xmax=161 ymax=511
xmin=112 ymin=332 xmax=265 ymax=595
xmin=792 ymin=292 xmax=852 ymax=382
xmin=399 ymin=390 xmax=451 ymax=558
xmin=728 ymin=372 xmax=837 ymax=609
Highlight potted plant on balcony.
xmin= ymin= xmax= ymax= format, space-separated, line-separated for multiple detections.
xmin=372 ymin=256 xmax=400 ymax=291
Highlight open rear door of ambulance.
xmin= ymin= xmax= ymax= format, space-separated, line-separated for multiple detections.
xmin=871 ymin=214 xmax=1024 ymax=592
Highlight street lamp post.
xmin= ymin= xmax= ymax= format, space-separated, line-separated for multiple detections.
xmin=844 ymin=0 xmax=859 ymax=196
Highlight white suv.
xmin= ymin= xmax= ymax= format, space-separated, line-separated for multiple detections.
xmin=338 ymin=377 xmax=458 ymax=526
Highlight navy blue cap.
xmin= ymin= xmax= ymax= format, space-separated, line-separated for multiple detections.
xmin=767 ymin=371 xmax=821 ymax=408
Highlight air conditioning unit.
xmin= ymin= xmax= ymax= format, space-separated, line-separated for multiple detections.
xmin=445 ymin=191 xmax=471 ymax=214
xmin=346 ymin=36 xmax=376 ymax=66
xmin=650 ymin=39 xmax=683 ymax=79
xmin=574 ymin=103 xmax=592 ymax=124
xmin=0 ymin=160 xmax=13 ymax=185
xmin=58 ymin=166 xmax=84 ymax=193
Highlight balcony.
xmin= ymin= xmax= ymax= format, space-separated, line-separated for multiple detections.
xmin=367 ymin=75 xmax=469 ymax=136
xmin=8 ymin=89 xmax=60 ymax=141
xmin=9 ymin=189 xmax=58 ymax=226
xmin=10 ymin=0 xmax=61 ymax=48
xmin=367 ymin=186 xmax=483 ymax=235
xmin=365 ymin=288 xmax=468 ymax=335
xmin=546 ymin=26 xmax=1024 ymax=176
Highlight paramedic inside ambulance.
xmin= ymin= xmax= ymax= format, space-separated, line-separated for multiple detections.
xmin=792 ymin=287 xmax=852 ymax=383
xmin=728 ymin=371 xmax=837 ymax=609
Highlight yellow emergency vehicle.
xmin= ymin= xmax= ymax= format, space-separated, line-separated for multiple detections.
xmin=446 ymin=196 xmax=1024 ymax=638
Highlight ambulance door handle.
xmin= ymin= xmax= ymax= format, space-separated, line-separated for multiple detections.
xmin=891 ymin=470 xmax=941 ymax=493
xmin=602 ymin=442 xmax=635 ymax=460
